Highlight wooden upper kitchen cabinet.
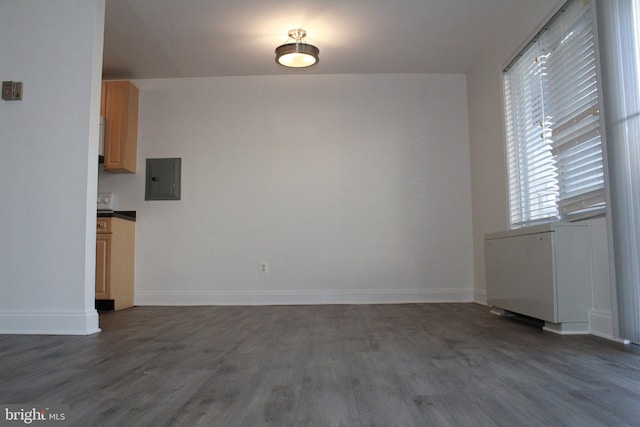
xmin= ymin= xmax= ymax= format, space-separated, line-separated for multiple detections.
xmin=102 ymin=81 xmax=139 ymax=173
xmin=96 ymin=216 xmax=135 ymax=310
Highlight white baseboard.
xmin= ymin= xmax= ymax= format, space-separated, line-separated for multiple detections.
xmin=0 ymin=310 xmax=100 ymax=335
xmin=473 ymin=289 xmax=487 ymax=305
xmin=543 ymin=321 xmax=589 ymax=335
xmin=135 ymin=288 xmax=475 ymax=306
xmin=589 ymin=309 xmax=616 ymax=341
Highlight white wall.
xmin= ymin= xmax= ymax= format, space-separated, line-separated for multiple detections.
xmin=466 ymin=0 xmax=564 ymax=304
xmin=466 ymin=0 xmax=616 ymax=338
xmin=0 ymin=0 xmax=104 ymax=334
xmin=99 ymin=74 xmax=475 ymax=305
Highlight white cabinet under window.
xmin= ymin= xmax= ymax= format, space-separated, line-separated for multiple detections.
xmin=485 ymin=223 xmax=592 ymax=334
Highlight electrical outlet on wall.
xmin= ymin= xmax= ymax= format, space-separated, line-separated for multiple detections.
xmin=259 ymin=261 xmax=269 ymax=275
xmin=97 ymin=192 xmax=113 ymax=210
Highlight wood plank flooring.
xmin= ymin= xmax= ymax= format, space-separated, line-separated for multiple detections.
xmin=1 ymin=303 xmax=639 ymax=426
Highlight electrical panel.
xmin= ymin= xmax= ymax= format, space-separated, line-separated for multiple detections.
xmin=145 ymin=158 xmax=181 ymax=200
xmin=2 ymin=81 xmax=22 ymax=100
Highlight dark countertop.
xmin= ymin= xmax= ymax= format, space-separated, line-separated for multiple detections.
xmin=97 ymin=210 xmax=136 ymax=221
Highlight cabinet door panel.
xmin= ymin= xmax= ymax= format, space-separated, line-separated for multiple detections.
xmin=104 ymin=81 xmax=138 ymax=173
xmin=95 ymin=235 xmax=111 ymax=299
xmin=485 ymin=232 xmax=556 ymax=322
xmin=104 ymin=82 xmax=127 ymax=168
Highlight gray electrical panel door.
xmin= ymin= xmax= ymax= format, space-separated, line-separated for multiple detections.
xmin=145 ymin=158 xmax=181 ymax=200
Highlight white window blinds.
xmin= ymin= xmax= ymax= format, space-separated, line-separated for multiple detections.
xmin=504 ymin=0 xmax=604 ymax=227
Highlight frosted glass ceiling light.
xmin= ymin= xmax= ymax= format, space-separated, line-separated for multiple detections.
xmin=275 ymin=29 xmax=319 ymax=68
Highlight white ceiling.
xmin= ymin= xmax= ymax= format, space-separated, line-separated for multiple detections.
xmin=103 ymin=0 xmax=524 ymax=79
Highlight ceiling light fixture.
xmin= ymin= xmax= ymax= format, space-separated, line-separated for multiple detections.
xmin=275 ymin=29 xmax=319 ymax=68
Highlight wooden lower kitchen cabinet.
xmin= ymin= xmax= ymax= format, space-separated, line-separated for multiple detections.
xmin=96 ymin=216 xmax=135 ymax=310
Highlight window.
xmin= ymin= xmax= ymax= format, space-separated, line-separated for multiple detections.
xmin=503 ymin=0 xmax=604 ymax=227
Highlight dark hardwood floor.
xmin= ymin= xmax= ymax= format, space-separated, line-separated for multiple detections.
xmin=1 ymin=303 xmax=639 ymax=426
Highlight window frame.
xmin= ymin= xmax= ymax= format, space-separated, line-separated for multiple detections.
xmin=500 ymin=0 xmax=607 ymax=228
